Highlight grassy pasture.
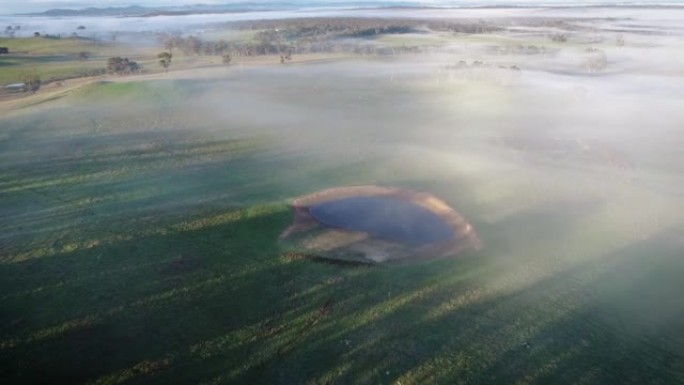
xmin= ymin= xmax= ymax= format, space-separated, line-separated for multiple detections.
xmin=0 ymin=38 xmax=116 ymax=84
xmin=0 ymin=37 xmax=175 ymax=85
xmin=0 ymin=56 xmax=107 ymax=84
xmin=0 ymin=37 xmax=158 ymax=56
xmin=0 ymin=37 xmax=103 ymax=55
xmin=1 ymin=72 xmax=682 ymax=385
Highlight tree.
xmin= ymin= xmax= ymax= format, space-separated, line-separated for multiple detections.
xmin=584 ymin=48 xmax=607 ymax=73
xmin=222 ymin=53 xmax=232 ymax=66
xmin=107 ymin=57 xmax=140 ymax=75
xmin=158 ymin=52 xmax=172 ymax=72
xmin=22 ymin=74 xmax=41 ymax=93
xmin=216 ymin=40 xmax=228 ymax=55
xmin=107 ymin=57 xmax=121 ymax=74
xmin=202 ymin=41 xmax=217 ymax=55
xmin=184 ymin=36 xmax=202 ymax=55
xmin=33 ymin=32 xmax=40 ymax=37
xmin=279 ymin=50 xmax=292 ymax=64
xmin=550 ymin=33 xmax=568 ymax=43
xmin=162 ymin=34 xmax=180 ymax=53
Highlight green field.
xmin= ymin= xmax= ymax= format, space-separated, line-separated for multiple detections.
xmin=0 ymin=37 xmax=106 ymax=55
xmin=0 ymin=37 xmax=175 ymax=85
xmin=0 ymin=56 xmax=108 ymax=84
xmin=1 ymin=65 xmax=683 ymax=385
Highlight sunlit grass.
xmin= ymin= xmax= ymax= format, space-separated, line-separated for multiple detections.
xmin=1 ymin=50 xmax=682 ymax=385
xmin=0 ymin=37 xmax=105 ymax=55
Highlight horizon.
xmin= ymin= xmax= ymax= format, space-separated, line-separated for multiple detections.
xmin=6 ymin=0 xmax=684 ymax=14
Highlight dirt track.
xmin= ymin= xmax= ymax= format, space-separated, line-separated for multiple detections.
xmin=0 ymin=53 xmax=349 ymax=116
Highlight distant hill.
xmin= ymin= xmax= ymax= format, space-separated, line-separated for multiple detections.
xmin=32 ymin=6 xmax=154 ymax=17
xmin=27 ymin=3 xmax=308 ymax=17
xmin=22 ymin=1 xmax=684 ymax=17
xmin=25 ymin=2 xmax=433 ymax=17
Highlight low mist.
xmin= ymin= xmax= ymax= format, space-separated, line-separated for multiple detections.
xmin=1 ymin=5 xmax=683 ymax=384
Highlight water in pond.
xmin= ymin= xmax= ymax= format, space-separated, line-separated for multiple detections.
xmin=308 ymin=196 xmax=455 ymax=246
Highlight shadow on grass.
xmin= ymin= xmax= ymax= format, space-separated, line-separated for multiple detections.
xmin=1 ymin=206 xmax=300 ymax=384
xmin=199 ymin=223 xmax=681 ymax=385
xmin=1 ymin=96 xmax=683 ymax=384
xmin=1 ymin=180 xmax=683 ymax=385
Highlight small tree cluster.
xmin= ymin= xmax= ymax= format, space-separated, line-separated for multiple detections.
xmin=280 ymin=50 xmax=292 ymax=64
xmin=160 ymin=34 xmax=229 ymax=56
xmin=584 ymin=48 xmax=608 ymax=73
xmin=22 ymin=74 xmax=41 ymax=93
xmin=498 ymin=44 xmax=548 ymax=56
xmin=222 ymin=53 xmax=232 ymax=66
xmin=106 ymin=57 xmax=140 ymax=75
xmin=231 ymin=17 xmax=498 ymax=38
xmin=5 ymin=25 xmax=16 ymax=38
xmin=158 ymin=52 xmax=172 ymax=71
xmin=154 ymin=17 xmax=507 ymax=61
xmin=550 ymin=34 xmax=568 ymax=43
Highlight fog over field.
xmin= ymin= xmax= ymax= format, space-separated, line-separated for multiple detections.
xmin=1 ymin=3 xmax=683 ymax=384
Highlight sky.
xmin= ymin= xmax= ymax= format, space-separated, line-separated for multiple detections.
xmin=3 ymin=0 xmax=683 ymax=13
